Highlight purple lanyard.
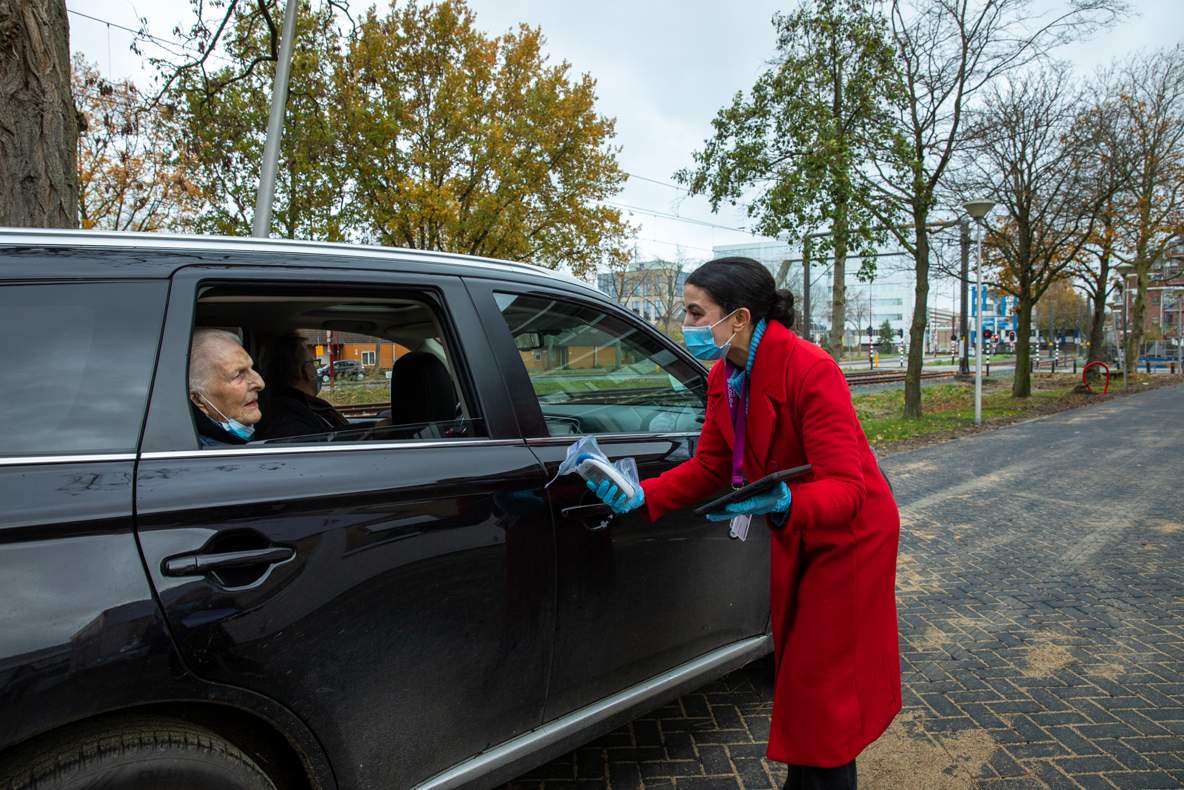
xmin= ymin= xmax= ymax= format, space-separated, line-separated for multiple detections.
xmin=726 ymin=363 xmax=748 ymax=489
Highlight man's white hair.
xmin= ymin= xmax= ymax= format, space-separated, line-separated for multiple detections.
xmin=189 ymin=328 xmax=244 ymax=393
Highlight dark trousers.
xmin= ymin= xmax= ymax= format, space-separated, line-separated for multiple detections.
xmin=783 ymin=759 xmax=856 ymax=790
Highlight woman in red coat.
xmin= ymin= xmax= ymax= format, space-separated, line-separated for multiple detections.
xmin=591 ymin=257 xmax=901 ymax=790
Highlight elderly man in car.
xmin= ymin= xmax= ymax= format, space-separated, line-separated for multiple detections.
xmin=188 ymin=328 xmax=265 ymax=447
xmin=257 ymin=331 xmax=350 ymax=439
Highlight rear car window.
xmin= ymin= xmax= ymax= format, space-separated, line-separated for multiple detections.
xmin=0 ymin=282 xmax=165 ymax=457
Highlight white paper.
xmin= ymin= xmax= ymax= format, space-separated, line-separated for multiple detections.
xmin=729 ymin=514 xmax=753 ymax=541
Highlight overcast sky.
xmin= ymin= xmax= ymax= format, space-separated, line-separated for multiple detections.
xmin=67 ymin=0 xmax=1183 ymax=288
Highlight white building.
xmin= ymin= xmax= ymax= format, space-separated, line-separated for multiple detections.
xmin=711 ymin=240 xmax=918 ymax=348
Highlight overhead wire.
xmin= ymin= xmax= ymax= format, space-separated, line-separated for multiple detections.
xmin=67 ymin=8 xmax=237 ymax=67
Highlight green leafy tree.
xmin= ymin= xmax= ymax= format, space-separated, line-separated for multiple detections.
xmin=676 ymin=0 xmax=899 ymax=359
xmin=877 ymin=318 xmax=895 ymax=353
xmin=162 ymin=1 xmax=348 ymax=239
xmin=336 ymin=0 xmax=630 ymax=276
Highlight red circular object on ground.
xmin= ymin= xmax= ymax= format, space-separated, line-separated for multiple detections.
xmin=1082 ymin=361 xmax=1110 ymax=394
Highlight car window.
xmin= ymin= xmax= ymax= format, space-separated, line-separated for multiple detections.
xmin=189 ymin=286 xmax=484 ymax=447
xmin=494 ymin=292 xmax=706 ymax=437
xmin=0 ymin=281 xmax=165 ymax=457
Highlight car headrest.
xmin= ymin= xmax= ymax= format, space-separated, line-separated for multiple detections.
xmin=389 ymin=351 xmax=457 ymax=426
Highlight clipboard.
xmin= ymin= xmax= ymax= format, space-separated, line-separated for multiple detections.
xmin=692 ymin=464 xmax=813 ymax=516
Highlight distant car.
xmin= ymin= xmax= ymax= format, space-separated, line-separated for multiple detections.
xmin=0 ymin=229 xmax=771 ymax=790
xmin=317 ymin=359 xmax=365 ymax=381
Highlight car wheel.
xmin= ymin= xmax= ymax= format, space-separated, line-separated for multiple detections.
xmin=0 ymin=715 xmax=277 ymax=790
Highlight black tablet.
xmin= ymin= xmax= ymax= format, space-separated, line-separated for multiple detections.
xmin=692 ymin=464 xmax=813 ymax=516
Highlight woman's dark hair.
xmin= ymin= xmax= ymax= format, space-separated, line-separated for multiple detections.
xmin=685 ymin=256 xmax=796 ymax=327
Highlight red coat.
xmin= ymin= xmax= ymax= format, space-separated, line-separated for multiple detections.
xmin=640 ymin=320 xmax=901 ymax=767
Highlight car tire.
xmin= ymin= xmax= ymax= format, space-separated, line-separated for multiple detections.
xmin=0 ymin=715 xmax=277 ymax=790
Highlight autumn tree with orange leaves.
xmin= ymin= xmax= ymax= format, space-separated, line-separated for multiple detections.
xmin=336 ymin=0 xmax=631 ymax=276
xmin=74 ymin=58 xmax=201 ymax=232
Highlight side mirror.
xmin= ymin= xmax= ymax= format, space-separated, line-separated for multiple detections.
xmin=514 ymin=332 xmax=543 ymax=351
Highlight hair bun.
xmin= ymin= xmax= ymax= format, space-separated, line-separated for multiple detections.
xmin=768 ymin=288 xmax=795 ymax=327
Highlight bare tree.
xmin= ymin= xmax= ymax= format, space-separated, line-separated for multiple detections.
xmin=1069 ymin=72 xmax=1135 ymax=364
xmin=1115 ymin=47 xmax=1184 ymax=375
xmin=604 ymin=252 xmax=645 ymax=310
xmin=0 ymin=0 xmax=77 ymax=227
xmin=957 ymin=65 xmax=1117 ymax=396
xmin=649 ymin=256 xmax=689 ymax=336
xmin=860 ymin=0 xmax=1124 ymax=417
xmin=845 ymin=289 xmax=874 ymax=353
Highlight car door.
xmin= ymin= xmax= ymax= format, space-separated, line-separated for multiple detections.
xmin=134 ymin=265 xmax=555 ymax=790
xmin=0 ymin=277 xmax=180 ymax=749
xmin=467 ymin=279 xmax=770 ymax=720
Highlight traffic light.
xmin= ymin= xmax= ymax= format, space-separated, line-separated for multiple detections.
xmin=983 ymin=328 xmax=993 ymax=340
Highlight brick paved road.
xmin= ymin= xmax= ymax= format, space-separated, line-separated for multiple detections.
xmin=506 ymin=383 xmax=1184 ymax=790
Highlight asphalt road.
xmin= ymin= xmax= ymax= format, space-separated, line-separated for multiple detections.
xmin=507 ymin=382 xmax=1184 ymax=789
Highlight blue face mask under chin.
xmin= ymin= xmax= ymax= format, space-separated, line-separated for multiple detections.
xmin=683 ymin=310 xmax=738 ymax=361
xmin=199 ymin=393 xmax=256 ymax=441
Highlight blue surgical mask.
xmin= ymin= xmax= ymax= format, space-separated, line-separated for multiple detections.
xmin=683 ymin=310 xmax=738 ymax=361
xmin=198 ymin=393 xmax=256 ymax=441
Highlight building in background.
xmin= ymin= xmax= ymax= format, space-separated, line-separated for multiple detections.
xmin=1124 ymin=238 xmax=1184 ymax=356
xmin=596 ymin=259 xmax=690 ymax=332
xmin=711 ymin=241 xmax=925 ymax=349
xmin=970 ymin=286 xmax=1019 ymax=345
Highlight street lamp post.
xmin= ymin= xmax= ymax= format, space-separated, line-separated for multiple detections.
xmin=963 ymin=199 xmax=995 ymax=425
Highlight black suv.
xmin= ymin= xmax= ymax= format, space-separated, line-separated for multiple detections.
xmin=0 ymin=230 xmax=771 ymax=790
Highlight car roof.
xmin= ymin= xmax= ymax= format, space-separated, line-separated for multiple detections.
xmin=0 ymin=228 xmax=603 ymax=297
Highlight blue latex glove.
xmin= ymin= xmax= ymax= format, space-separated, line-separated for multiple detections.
xmin=588 ymin=478 xmax=645 ymax=514
xmin=705 ymin=481 xmax=792 ymax=522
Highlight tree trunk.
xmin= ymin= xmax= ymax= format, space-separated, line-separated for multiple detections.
xmin=827 ymin=222 xmax=848 ymax=360
xmin=1085 ymin=238 xmax=1112 ymax=364
xmin=0 ymin=0 xmax=78 ymax=227
xmin=1013 ymin=292 xmax=1034 ymax=397
xmin=1126 ymin=266 xmax=1148 ymax=376
xmin=1086 ymin=283 xmax=1108 ymax=365
xmin=903 ymin=214 xmax=929 ymax=418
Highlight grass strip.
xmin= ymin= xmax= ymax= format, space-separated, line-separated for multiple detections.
xmin=857 ymin=374 xmax=1178 ymax=453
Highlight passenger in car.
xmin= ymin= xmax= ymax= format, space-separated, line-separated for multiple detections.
xmin=256 ymin=332 xmax=350 ymax=439
xmin=188 ymin=328 xmax=265 ymax=447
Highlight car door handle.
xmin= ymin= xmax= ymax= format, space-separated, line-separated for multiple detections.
xmin=162 ymin=547 xmax=295 ymax=577
xmin=561 ymin=503 xmax=616 ymax=532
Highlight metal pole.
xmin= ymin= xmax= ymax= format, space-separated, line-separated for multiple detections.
xmin=975 ymin=222 xmax=984 ymax=425
xmin=1123 ymin=278 xmax=1129 ymax=388
xmin=960 ymin=219 xmax=970 ymax=375
xmin=802 ymin=238 xmax=812 ymax=343
xmin=252 ymin=0 xmax=300 ymax=238
xmin=1177 ymin=290 xmax=1183 ymax=374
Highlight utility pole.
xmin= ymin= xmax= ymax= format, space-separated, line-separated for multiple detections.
xmin=252 ymin=0 xmax=300 ymax=237
xmin=959 ymin=218 xmax=970 ymax=375
xmin=802 ymin=237 xmax=812 ymax=342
